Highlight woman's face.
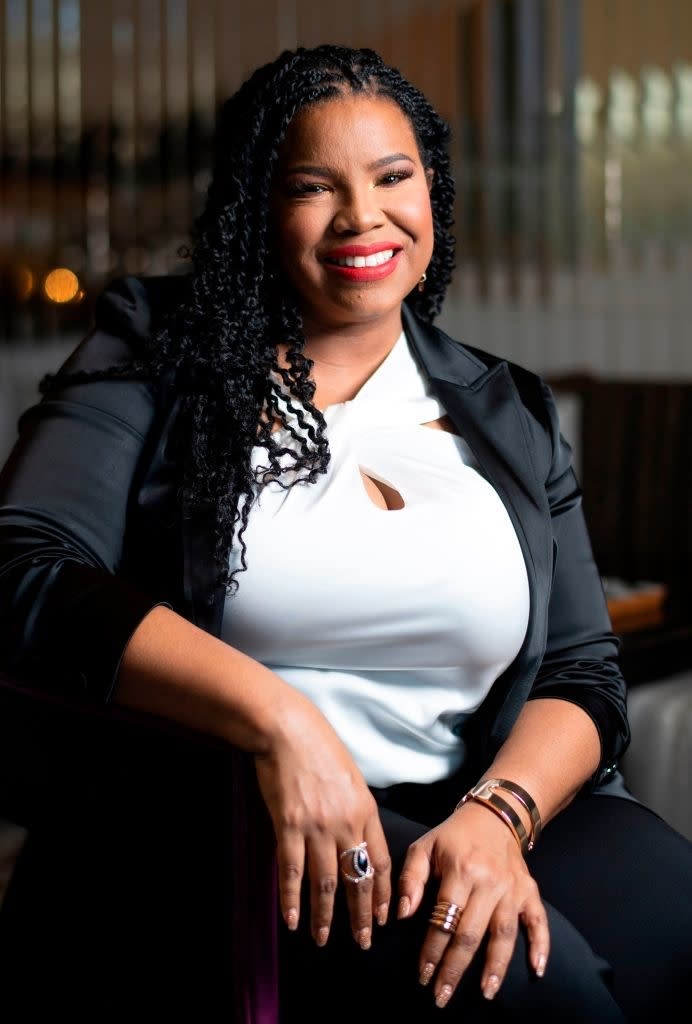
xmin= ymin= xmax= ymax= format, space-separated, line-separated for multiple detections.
xmin=271 ymin=93 xmax=435 ymax=335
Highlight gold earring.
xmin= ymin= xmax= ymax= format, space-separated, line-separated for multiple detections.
xmin=417 ymin=272 xmax=427 ymax=293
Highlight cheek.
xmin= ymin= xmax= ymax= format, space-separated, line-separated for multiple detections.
xmin=275 ymin=208 xmax=326 ymax=267
xmin=397 ymin=193 xmax=435 ymax=253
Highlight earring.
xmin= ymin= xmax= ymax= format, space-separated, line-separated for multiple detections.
xmin=417 ymin=272 xmax=427 ymax=293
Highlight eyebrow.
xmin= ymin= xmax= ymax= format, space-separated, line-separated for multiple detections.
xmin=285 ymin=153 xmax=416 ymax=176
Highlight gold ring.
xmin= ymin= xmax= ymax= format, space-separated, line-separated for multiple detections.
xmin=429 ymin=900 xmax=462 ymax=934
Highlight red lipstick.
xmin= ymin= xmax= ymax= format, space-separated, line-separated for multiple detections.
xmin=324 ymin=242 xmax=402 ymax=258
xmin=322 ymin=242 xmax=403 ymax=282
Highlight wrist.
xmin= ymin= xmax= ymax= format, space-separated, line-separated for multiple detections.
xmin=455 ymin=778 xmax=542 ymax=855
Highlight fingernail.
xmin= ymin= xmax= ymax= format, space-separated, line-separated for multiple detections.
xmin=377 ymin=903 xmax=389 ymax=926
xmin=316 ymin=926 xmax=329 ymax=947
xmin=398 ymin=896 xmax=411 ymax=919
xmin=286 ymin=908 xmax=298 ymax=931
xmin=419 ymin=962 xmax=435 ymax=987
xmin=535 ymin=953 xmax=547 ymax=978
xmin=357 ymin=927 xmax=371 ymax=950
xmin=435 ymin=984 xmax=453 ymax=1009
xmin=483 ymin=974 xmax=500 ymax=1000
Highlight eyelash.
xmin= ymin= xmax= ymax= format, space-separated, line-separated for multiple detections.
xmin=285 ymin=168 xmax=414 ymax=196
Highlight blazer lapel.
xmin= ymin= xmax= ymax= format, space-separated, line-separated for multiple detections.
xmin=403 ymin=306 xmax=554 ymax=750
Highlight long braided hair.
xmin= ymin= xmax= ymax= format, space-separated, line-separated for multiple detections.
xmin=63 ymin=45 xmax=457 ymax=590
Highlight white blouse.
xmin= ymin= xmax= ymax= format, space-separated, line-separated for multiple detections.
xmin=223 ymin=331 xmax=529 ymax=787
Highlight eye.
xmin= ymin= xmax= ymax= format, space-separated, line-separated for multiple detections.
xmin=378 ymin=169 xmax=414 ymax=186
xmin=285 ymin=180 xmax=329 ymax=197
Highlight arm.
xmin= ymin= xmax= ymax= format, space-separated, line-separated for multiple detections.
xmin=0 ymin=278 xmax=389 ymax=948
xmin=117 ymin=605 xmax=391 ymax=947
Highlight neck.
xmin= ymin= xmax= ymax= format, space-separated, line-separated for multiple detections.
xmin=280 ymin=310 xmax=404 ymax=409
xmin=301 ymin=309 xmax=403 ymax=367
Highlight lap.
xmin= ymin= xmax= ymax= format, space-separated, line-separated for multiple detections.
xmin=279 ymin=789 xmax=692 ymax=1023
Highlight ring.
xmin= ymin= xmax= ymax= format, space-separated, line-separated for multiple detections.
xmin=429 ymin=900 xmax=462 ymax=934
xmin=339 ymin=841 xmax=375 ymax=884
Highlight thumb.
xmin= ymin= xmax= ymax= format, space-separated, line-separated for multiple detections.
xmin=397 ymin=838 xmax=432 ymax=919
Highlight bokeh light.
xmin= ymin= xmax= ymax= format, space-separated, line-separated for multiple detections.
xmin=43 ymin=267 xmax=80 ymax=303
xmin=14 ymin=265 xmax=36 ymax=300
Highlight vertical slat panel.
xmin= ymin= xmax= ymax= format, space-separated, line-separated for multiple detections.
xmin=1 ymin=0 xmax=692 ymax=382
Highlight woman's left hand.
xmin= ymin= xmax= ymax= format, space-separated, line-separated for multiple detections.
xmin=397 ymin=799 xmax=550 ymax=1008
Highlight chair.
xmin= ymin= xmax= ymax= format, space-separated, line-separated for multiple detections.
xmin=0 ymin=669 xmax=262 ymax=1016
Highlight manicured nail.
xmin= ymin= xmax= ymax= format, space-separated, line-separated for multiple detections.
xmin=483 ymin=974 xmax=500 ymax=1000
xmin=316 ymin=926 xmax=329 ymax=947
xmin=398 ymin=896 xmax=411 ymax=919
xmin=435 ymin=984 xmax=453 ymax=1009
xmin=357 ymin=927 xmax=371 ymax=950
xmin=419 ymin=962 xmax=435 ymax=987
xmin=535 ymin=953 xmax=547 ymax=978
xmin=376 ymin=903 xmax=389 ymax=926
xmin=286 ymin=908 xmax=298 ymax=931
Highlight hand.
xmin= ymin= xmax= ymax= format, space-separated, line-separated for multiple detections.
xmin=398 ymin=800 xmax=549 ymax=1008
xmin=254 ymin=691 xmax=391 ymax=949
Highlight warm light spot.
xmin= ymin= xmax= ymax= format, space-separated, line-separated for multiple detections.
xmin=43 ymin=267 xmax=80 ymax=303
xmin=15 ymin=265 xmax=36 ymax=300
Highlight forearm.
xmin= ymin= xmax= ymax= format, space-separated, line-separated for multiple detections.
xmin=116 ymin=604 xmax=303 ymax=754
xmin=478 ymin=697 xmax=601 ymax=828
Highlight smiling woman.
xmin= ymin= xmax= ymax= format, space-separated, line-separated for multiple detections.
xmin=1 ymin=43 xmax=692 ymax=1024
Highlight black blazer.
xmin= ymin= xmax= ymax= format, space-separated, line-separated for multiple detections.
xmin=0 ymin=274 xmax=629 ymax=788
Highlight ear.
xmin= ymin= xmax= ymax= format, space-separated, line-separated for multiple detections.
xmin=425 ymin=167 xmax=434 ymax=191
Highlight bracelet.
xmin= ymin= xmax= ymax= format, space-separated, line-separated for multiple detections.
xmin=492 ymin=778 xmax=542 ymax=850
xmin=457 ymin=782 xmax=528 ymax=855
xmin=455 ymin=779 xmax=540 ymax=856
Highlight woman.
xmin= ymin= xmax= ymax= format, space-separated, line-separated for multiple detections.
xmin=0 ymin=45 xmax=691 ymax=1023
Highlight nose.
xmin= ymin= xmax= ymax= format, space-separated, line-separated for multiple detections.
xmin=332 ymin=186 xmax=385 ymax=235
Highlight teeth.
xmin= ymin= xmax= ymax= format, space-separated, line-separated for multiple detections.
xmin=332 ymin=249 xmax=395 ymax=268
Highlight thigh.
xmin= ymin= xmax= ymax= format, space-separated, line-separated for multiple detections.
xmin=529 ymin=793 xmax=692 ymax=1023
xmin=279 ymin=805 xmax=624 ymax=1022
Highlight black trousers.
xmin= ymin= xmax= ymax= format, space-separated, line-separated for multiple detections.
xmin=279 ymin=783 xmax=692 ymax=1023
xmin=2 ymin=779 xmax=691 ymax=1022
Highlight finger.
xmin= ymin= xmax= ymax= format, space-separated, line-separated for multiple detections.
xmin=276 ymin=830 xmax=305 ymax=931
xmin=398 ymin=839 xmax=432 ymax=919
xmin=365 ymin=818 xmax=392 ymax=927
xmin=480 ymin=898 xmax=519 ymax=1001
xmin=306 ymin=839 xmax=339 ymax=947
xmin=417 ymin=886 xmax=471 ymax=989
xmin=433 ymin=890 xmax=494 ymax=1009
xmin=521 ymin=886 xmax=550 ymax=978
xmin=341 ymin=846 xmax=376 ymax=950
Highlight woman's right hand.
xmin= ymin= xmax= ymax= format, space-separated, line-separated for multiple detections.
xmin=254 ymin=690 xmax=391 ymax=949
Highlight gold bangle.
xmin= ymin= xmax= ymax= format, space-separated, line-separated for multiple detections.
xmin=493 ymin=779 xmax=542 ymax=850
xmin=456 ymin=780 xmax=531 ymax=856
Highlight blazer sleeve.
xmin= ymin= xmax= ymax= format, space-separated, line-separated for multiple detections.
xmin=526 ymin=380 xmax=630 ymax=786
xmin=0 ymin=276 xmax=166 ymax=703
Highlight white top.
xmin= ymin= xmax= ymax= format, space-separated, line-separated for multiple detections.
xmin=223 ymin=331 xmax=530 ymax=787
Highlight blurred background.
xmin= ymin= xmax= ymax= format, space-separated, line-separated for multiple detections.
xmin=2 ymin=1 xmax=692 ymax=422
xmin=1 ymin=1 xmax=692 ymax=870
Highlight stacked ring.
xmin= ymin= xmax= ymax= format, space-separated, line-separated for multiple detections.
xmin=339 ymin=841 xmax=375 ymax=884
xmin=429 ymin=900 xmax=462 ymax=935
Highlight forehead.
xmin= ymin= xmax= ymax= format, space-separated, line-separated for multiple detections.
xmin=278 ymin=93 xmax=421 ymax=167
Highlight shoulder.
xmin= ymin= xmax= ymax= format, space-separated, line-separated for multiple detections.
xmin=413 ymin=313 xmax=566 ymax=481
xmin=414 ymin=312 xmax=558 ymax=435
xmin=93 ymin=273 xmax=191 ymax=343
xmin=59 ymin=274 xmax=191 ymax=376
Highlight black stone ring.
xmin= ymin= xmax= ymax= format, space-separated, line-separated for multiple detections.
xmin=339 ymin=841 xmax=375 ymax=884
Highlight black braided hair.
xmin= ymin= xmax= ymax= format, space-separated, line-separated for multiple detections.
xmin=48 ymin=45 xmax=456 ymax=591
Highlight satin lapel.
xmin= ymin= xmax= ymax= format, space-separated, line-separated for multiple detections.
xmin=404 ymin=308 xmax=553 ymax=747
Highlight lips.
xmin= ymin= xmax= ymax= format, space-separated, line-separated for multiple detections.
xmin=322 ymin=242 xmax=403 ymax=282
